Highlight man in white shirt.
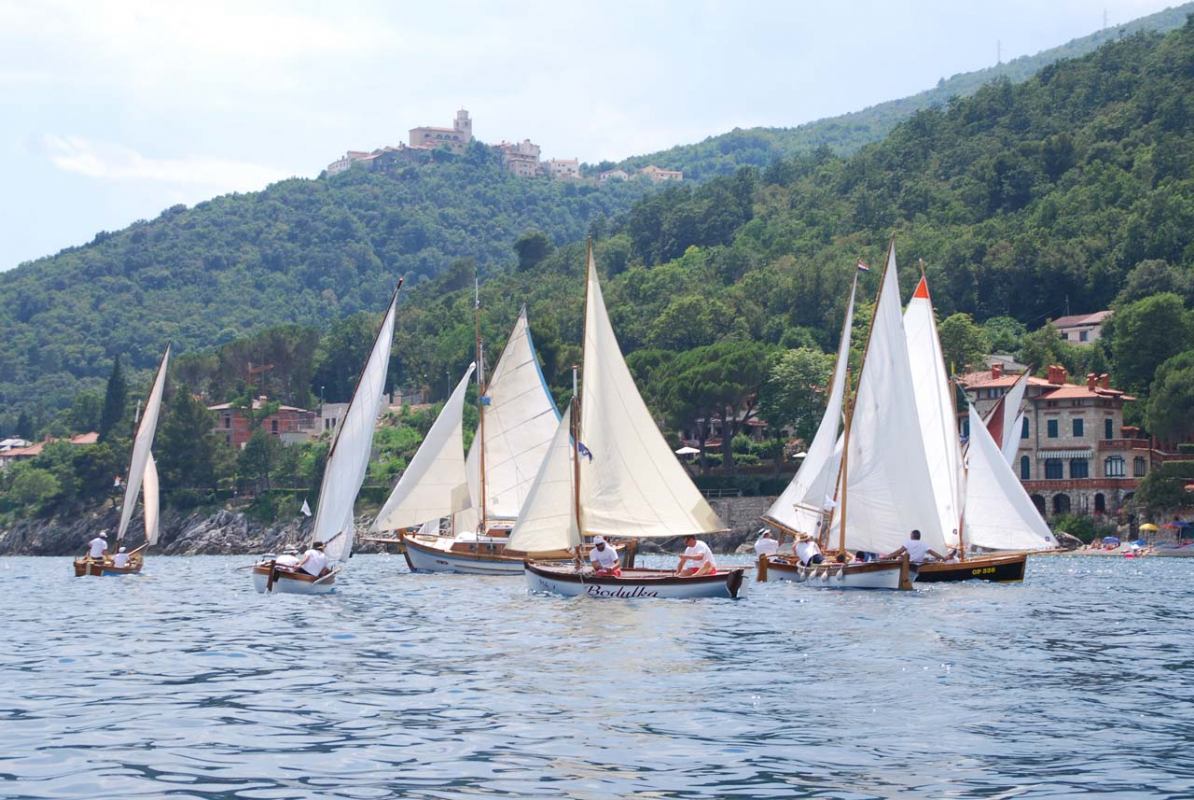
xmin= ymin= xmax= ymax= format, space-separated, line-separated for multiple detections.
xmin=86 ymin=534 xmax=108 ymax=561
xmin=296 ymin=541 xmax=329 ymax=577
xmin=795 ymin=535 xmax=824 ymax=566
xmin=589 ymin=536 xmax=621 ymax=576
xmin=754 ymin=530 xmax=779 ymax=557
xmin=676 ymin=535 xmax=717 ymax=576
xmin=112 ymin=547 xmax=130 ymax=568
xmin=885 ymin=529 xmax=944 ymax=565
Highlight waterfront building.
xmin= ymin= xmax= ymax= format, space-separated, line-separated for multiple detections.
xmin=208 ymin=398 xmax=318 ymax=448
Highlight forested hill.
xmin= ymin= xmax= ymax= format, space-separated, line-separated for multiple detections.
xmin=615 ymin=2 xmax=1194 ymax=180
xmin=397 ymin=19 xmax=1194 ymax=413
xmin=0 ymin=145 xmax=649 ymax=416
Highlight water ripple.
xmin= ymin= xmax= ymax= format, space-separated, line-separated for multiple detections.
xmin=2 ymin=554 xmax=1193 ymax=798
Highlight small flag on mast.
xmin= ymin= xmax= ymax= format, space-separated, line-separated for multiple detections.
xmin=577 ymin=442 xmax=593 ymax=462
xmin=300 ymin=499 xmax=312 ymax=517
xmin=856 ymin=260 xmax=871 ymax=272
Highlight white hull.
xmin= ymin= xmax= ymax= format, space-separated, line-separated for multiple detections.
xmin=404 ymin=537 xmax=524 ymax=575
xmin=524 ymin=563 xmax=746 ymax=599
xmin=764 ymin=557 xmax=910 ymax=590
xmin=251 ymin=562 xmax=337 ymax=595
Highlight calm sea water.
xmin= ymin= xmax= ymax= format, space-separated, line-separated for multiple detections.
xmin=2 ymin=553 xmax=1192 ymax=799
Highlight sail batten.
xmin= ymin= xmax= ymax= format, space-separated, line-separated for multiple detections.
xmin=313 ymin=286 xmax=401 ymax=563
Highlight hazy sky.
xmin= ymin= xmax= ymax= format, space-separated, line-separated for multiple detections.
xmin=0 ymin=0 xmax=1181 ymax=271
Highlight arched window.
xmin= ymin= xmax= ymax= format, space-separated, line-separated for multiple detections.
xmin=1133 ymin=456 xmax=1146 ymax=477
xmin=1094 ymin=493 xmax=1106 ymax=514
xmin=1021 ymin=416 xmax=1030 ymax=439
xmin=1020 ymin=455 xmax=1031 ymax=480
xmin=1031 ymin=494 xmax=1046 ymax=515
xmin=1052 ymin=494 xmax=1071 ymax=515
xmin=1104 ymin=456 xmax=1125 ymax=477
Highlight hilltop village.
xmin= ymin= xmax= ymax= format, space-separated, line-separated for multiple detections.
xmin=324 ymin=109 xmax=682 ymax=184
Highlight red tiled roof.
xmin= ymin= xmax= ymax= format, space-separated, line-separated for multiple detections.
xmin=1051 ymin=310 xmax=1112 ymax=329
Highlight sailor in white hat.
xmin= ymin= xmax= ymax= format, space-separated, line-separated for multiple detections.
xmin=588 ymin=535 xmax=621 ymax=576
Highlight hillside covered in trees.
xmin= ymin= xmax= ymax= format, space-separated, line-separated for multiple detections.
xmin=614 ymin=2 xmax=1194 ymax=180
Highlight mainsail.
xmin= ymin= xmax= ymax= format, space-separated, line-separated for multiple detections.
xmin=832 ymin=244 xmax=947 ymax=555
xmin=511 ymin=246 xmax=724 ymax=548
xmin=372 ymin=363 xmax=475 ymax=533
xmin=904 ymin=275 xmax=964 ymax=548
xmin=764 ymin=274 xmax=857 ymax=536
xmin=143 ymin=453 xmax=160 ymax=547
xmin=577 ymin=249 xmax=724 ymax=539
xmin=465 ymin=308 xmax=560 ymax=522
xmin=116 ymin=346 xmax=170 ymax=545
xmin=963 ymin=405 xmax=1057 ymax=551
xmin=313 ymin=284 xmax=401 ymax=564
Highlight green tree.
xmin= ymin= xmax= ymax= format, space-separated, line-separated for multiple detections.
xmin=1147 ymin=350 xmax=1194 ymax=444
xmin=99 ymin=356 xmax=127 ymax=442
xmin=1111 ymin=293 xmax=1194 ymax=393
xmin=514 ymin=230 xmax=553 ymax=271
xmin=757 ymin=347 xmax=835 ymax=444
xmin=938 ymin=313 xmax=990 ymax=373
xmin=981 ymin=316 xmax=1027 ymax=353
xmin=310 ymin=313 xmax=379 ymax=403
xmin=157 ymin=388 xmax=221 ymax=492
xmin=9 ymin=464 xmax=60 ymax=508
xmin=15 ymin=411 xmax=33 ymax=440
xmin=238 ymin=428 xmax=279 ymax=492
xmin=68 ymin=390 xmax=103 ymax=433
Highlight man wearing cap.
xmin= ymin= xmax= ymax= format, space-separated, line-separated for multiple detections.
xmin=86 ymin=533 xmax=109 ymax=562
xmin=754 ymin=529 xmax=779 ymax=557
xmin=589 ymin=536 xmax=621 ymax=577
xmin=795 ymin=534 xmax=824 ymax=567
xmin=112 ymin=546 xmax=130 ymax=569
xmin=295 ymin=541 xmax=329 ymax=577
xmin=676 ymin=535 xmax=716 ymax=577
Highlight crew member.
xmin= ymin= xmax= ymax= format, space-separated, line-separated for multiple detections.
xmin=795 ymin=534 xmax=824 ymax=566
xmin=885 ymin=529 xmax=944 ymax=564
xmin=753 ymin=530 xmax=779 ymax=557
xmin=112 ymin=546 xmax=130 ymax=568
xmin=86 ymin=533 xmax=108 ymax=561
xmin=676 ymin=535 xmax=717 ymax=577
xmin=296 ymin=541 xmax=329 ymax=577
xmin=589 ymin=536 xmax=621 ymax=576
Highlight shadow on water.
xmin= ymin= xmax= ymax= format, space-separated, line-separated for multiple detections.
xmin=1 ymin=554 xmax=1193 ymax=798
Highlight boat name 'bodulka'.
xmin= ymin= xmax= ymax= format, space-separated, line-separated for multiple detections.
xmin=583 ymin=583 xmax=660 ymax=599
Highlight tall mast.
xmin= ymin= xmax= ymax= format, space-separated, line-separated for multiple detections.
xmin=573 ymin=239 xmax=594 ymax=545
xmin=474 ymin=275 xmax=487 ymax=535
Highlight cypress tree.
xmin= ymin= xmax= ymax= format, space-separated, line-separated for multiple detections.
xmin=99 ymin=356 xmax=127 ymax=442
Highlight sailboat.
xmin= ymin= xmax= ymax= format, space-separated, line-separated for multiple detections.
xmin=250 ymin=280 xmax=402 ymax=594
xmin=982 ymin=369 xmax=1031 ymax=465
xmin=759 ymin=250 xmax=916 ymax=590
xmin=373 ymin=307 xmax=571 ymax=574
xmin=74 ymin=346 xmax=169 ymax=577
xmin=513 ymin=244 xmax=746 ymax=600
xmin=904 ymin=272 xmax=1054 ymax=582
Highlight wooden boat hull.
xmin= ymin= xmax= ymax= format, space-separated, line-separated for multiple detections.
xmin=763 ymin=556 xmax=911 ymax=590
xmin=402 ymin=535 xmax=526 ymax=575
xmin=73 ymin=558 xmax=142 ymax=577
xmin=251 ymin=562 xmax=336 ymax=595
xmin=524 ymin=561 xmax=746 ymax=599
xmin=914 ymin=552 xmax=1027 ymax=583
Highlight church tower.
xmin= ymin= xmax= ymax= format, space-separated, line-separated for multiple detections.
xmin=454 ymin=108 xmax=473 ymax=141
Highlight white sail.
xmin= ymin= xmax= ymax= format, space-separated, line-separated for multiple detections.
xmin=985 ymin=370 xmax=1030 ymax=465
xmin=1002 ymin=412 xmax=1025 ymax=466
xmin=372 ymin=363 xmax=476 ymax=533
xmin=765 ymin=275 xmax=857 ymax=535
xmin=578 ymin=250 xmax=724 ymax=539
xmin=313 ymin=287 xmax=400 ymax=564
xmin=963 ymin=405 xmax=1057 ymax=551
xmin=117 ymin=346 xmax=170 ymax=544
xmin=507 ymin=412 xmax=582 ymax=553
xmin=903 ymin=275 xmax=964 ymax=548
xmin=143 ymin=453 xmax=160 ymax=546
xmin=832 ymin=245 xmax=947 ymax=555
xmin=465 ymin=308 xmax=560 ymax=522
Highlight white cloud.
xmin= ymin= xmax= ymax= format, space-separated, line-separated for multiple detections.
xmin=41 ymin=134 xmax=294 ymax=189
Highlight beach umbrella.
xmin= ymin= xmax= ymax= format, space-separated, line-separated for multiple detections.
xmin=674 ymin=446 xmax=701 ymax=456
xmin=1140 ymin=523 xmax=1159 ymax=532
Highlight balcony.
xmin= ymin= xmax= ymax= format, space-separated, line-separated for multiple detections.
xmin=1097 ymin=438 xmax=1150 ymax=451
xmin=1022 ymin=478 xmax=1140 ymax=492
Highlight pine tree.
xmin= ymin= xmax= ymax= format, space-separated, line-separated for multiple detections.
xmin=99 ymin=356 xmax=127 ymax=442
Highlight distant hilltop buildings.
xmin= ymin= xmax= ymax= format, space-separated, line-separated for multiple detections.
xmin=324 ymin=108 xmax=682 ymax=184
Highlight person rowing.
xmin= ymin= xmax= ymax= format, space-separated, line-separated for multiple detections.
xmin=884 ymin=529 xmax=944 ymax=565
xmin=85 ymin=533 xmax=109 ymax=562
